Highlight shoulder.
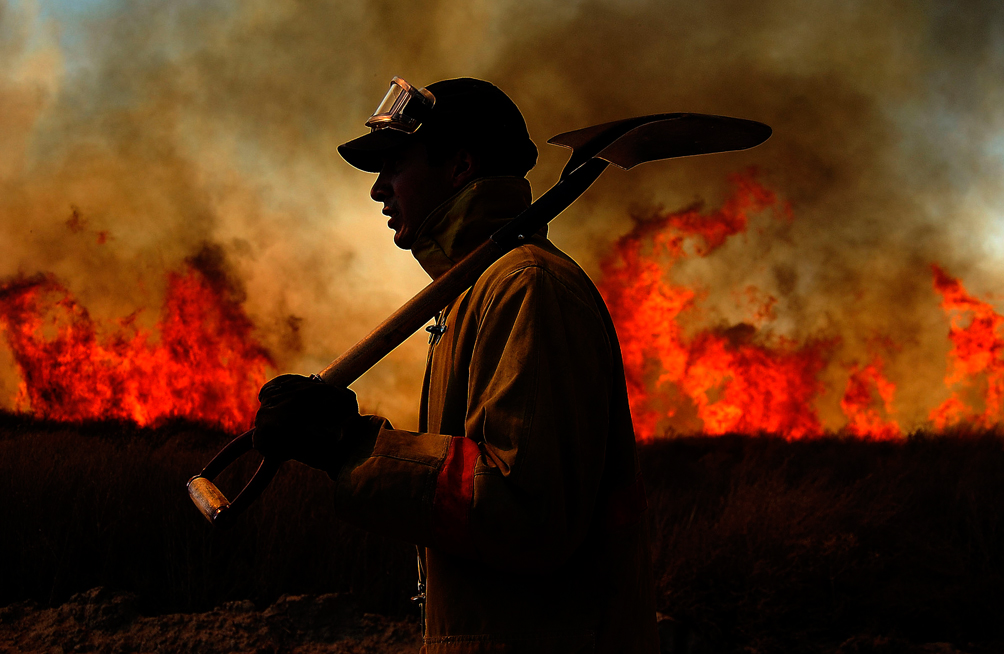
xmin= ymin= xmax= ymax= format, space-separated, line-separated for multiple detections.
xmin=471 ymin=237 xmax=607 ymax=322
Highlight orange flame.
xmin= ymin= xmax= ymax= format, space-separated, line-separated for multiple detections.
xmin=598 ymin=172 xmax=833 ymax=441
xmin=5 ymin=177 xmax=1004 ymax=440
xmin=840 ymin=353 xmax=901 ymax=440
xmin=599 ymin=173 xmax=1004 ymax=439
xmin=929 ymin=264 xmax=1004 ymax=430
xmin=0 ymin=258 xmax=272 ymax=432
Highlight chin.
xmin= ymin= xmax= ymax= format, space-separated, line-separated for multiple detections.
xmin=393 ymin=231 xmax=412 ymax=250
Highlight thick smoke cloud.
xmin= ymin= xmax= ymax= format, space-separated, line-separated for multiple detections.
xmin=1 ymin=0 xmax=1002 ymax=430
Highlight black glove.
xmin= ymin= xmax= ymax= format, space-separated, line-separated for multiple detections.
xmin=253 ymin=374 xmax=361 ymax=473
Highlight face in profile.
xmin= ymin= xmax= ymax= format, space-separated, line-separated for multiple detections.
xmin=369 ymin=141 xmax=463 ymax=250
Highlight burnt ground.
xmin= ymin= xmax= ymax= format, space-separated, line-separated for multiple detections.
xmin=0 ymin=590 xmax=973 ymax=654
xmin=0 ymin=587 xmax=421 ymax=653
xmin=2 ymin=412 xmax=1004 ymax=653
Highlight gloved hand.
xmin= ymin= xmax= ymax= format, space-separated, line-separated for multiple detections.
xmin=253 ymin=374 xmax=361 ymax=474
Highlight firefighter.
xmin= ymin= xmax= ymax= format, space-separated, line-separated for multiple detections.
xmin=253 ymin=77 xmax=658 ymax=653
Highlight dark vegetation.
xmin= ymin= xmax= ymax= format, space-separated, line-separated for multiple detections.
xmin=2 ymin=411 xmax=1003 ymax=653
xmin=643 ymin=433 xmax=1004 ymax=653
xmin=0 ymin=413 xmax=417 ymax=618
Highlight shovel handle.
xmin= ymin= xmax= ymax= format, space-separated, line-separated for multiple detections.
xmin=188 ymin=159 xmax=612 ymax=528
xmin=189 ymin=160 xmax=612 ymax=528
xmin=186 ymin=113 xmax=770 ymax=528
xmin=187 ymin=428 xmax=280 ymax=528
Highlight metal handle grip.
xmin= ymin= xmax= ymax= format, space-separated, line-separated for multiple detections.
xmin=186 ymin=428 xmax=280 ymax=528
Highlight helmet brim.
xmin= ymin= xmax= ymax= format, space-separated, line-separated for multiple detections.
xmin=337 ymin=129 xmax=410 ymax=173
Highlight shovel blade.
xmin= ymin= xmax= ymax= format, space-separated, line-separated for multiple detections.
xmin=548 ymin=113 xmax=771 ymax=171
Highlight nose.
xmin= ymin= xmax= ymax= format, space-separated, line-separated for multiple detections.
xmin=370 ymin=170 xmax=391 ymax=203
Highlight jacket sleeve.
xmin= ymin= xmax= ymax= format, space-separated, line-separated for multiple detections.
xmin=331 ymin=262 xmax=614 ymax=572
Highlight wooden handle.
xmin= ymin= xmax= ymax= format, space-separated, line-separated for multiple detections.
xmin=184 ymin=112 xmax=769 ymax=527
xmin=189 ymin=159 xmax=611 ymax=527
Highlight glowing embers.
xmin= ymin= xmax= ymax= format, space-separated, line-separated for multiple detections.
xmin=0 ymin=257 xmax=272 ymax=432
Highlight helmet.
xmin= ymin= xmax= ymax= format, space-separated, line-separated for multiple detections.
xmin=338 ymin=77 xmax=538 ymax=177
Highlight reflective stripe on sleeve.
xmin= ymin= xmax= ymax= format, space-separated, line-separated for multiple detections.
xmin=431 ymin=436 xmax=480 ymax=552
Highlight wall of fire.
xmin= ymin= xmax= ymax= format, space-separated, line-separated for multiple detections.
xmin=1 ymin=0 xmax=1003 ymax=438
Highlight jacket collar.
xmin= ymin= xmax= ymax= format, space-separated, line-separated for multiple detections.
xmin=410 ymin=176 xmax=532 ymax=279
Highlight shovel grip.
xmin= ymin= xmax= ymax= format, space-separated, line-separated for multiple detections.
xmin=187 ymin=428 xmax=280 ymax=528
xmin=187 ymin=476 xmax=230 ymax=523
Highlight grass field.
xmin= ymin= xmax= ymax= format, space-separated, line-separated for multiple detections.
xmin=2 ymin=412 xmax=1003 ymax=653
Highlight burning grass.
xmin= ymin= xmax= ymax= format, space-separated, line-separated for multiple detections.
xmin=2 ymin=412 xmax=1003 ymax=652
xmin=6 ymin=175 xmax=1004 ymax=445
xmin=597 ymin=172 xmax=1004 ymax=442
xmin=0 ymin=245 xmax=272 ymax=433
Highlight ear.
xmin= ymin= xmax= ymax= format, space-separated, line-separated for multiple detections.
xmin=449 ymin=150 xmax=478 ymax=190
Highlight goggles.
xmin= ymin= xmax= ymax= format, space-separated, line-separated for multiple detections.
xmin=365 ymin=77 xmax=436 ymax=134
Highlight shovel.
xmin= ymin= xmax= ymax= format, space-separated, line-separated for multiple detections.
xmin=187 ymin=112 xmax=772 ymax=527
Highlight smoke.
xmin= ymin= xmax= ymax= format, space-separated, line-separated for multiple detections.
xmin=1 ymin=0 xmax=1002 ymax=430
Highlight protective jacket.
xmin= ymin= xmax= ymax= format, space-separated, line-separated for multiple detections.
xmin=332 ymin=177 xmax=658 ymax=653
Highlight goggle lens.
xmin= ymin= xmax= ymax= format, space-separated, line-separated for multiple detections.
xmin=365 ymin=77 xmax=435 ymax=134
xmin=372 ymin=84 xmax=410 ymax=121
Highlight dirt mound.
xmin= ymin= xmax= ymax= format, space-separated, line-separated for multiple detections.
xmin=0 ymin=587 xmax=422 ymax=653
